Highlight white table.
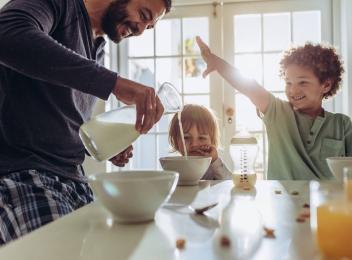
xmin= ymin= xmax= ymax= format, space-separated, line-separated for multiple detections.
xmin=0 ymin=180 xmax=321 ymax=260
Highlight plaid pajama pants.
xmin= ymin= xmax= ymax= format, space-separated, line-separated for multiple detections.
xmin=0 ymin=169 xmax=93 ymax=245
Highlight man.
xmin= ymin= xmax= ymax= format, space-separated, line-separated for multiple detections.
xmin=0 ymin=0 xmax=171 ymax=244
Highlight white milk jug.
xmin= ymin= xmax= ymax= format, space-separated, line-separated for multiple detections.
xmin=79 ymin=82 xmax=181 ymax=161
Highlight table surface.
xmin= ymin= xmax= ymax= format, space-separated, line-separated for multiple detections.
xmin=0 ymin=180 xmax=323 ymax=260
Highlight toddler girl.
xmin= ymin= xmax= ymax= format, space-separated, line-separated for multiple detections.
xmin=168 ymin=104 xmax=232 ymax=180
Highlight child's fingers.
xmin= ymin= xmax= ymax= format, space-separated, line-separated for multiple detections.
xmin=196 ymin=36 xmax=210 ymax=54
xmin=198 ymin=145 xmax=211 ymax=152
xmin=196 ymin=36 xmax=211 ymax=60
xmin=195 ymin=36 xmax=204 ymax=48
xmin=189 ymin=148 xmax=205 ymax=156
xmin=196 ymin=150 xmax=207 ymax=156
xmin=203 ymin=68 xmax=212 ymax=78
xmin=197 ymin=147 xmax=210 ymax=155
xmin=191 ymin=145 xmax=209 ymax=153
xmin=189 ymin=146 xmax=202 ymax=152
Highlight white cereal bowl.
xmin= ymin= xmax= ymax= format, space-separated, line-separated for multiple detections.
xmin=88 ymin=170 xmax=179 ymax=223
xmin=326 ymin=157 xmax=352 ymax=180
xmin=159 ymin=156 xmax=212 ymax=186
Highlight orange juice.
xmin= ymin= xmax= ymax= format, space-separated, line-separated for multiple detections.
xmin=344 ymin=180 xmax=352 ymax=201
xmin=316 ymin=200 xmax=352 ymax=258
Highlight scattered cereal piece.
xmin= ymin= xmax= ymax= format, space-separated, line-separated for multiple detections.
xmin=263 ymin=227 xmax=276 ymax=238
xmin=291 ymin=191 xmax=299 ymax=196
xmin=220 ymin=235 xmax=231 ymax=247
xmin=302 ymin=203 xmax=310 ymax=208
xmin=300 ymin=212 xmax=310 ymax=218
xmin=176 ymin=239 xmax=186 ymax=249
xmin=275 ymin=190 xmax=282 ymax=195
xmin=296 ymin=217 xmax=305 ymax=223
xmin=299 ymin=209 xmax=310 ymax=218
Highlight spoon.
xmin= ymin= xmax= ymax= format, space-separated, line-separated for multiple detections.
xmin=191 ymin=202 xmax=218 ymax=215
xmin=190 ymin=213 xmax=220 ymax=228
xmin=164 ymin=202 xmax=218 ymax=215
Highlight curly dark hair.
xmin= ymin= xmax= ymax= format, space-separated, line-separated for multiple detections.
xmin=279 ymin=43 xmax=344 ymax=99
xmin=162 ymin=0 xmax=172 ymax=13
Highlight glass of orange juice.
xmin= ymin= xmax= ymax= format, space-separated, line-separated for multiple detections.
xmin=343 ymin=167 xmax=352 ymax=201
xmin=310 ymin=181 xmax=352 ymax=259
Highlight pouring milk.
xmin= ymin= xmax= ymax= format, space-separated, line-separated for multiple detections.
xmin=79 ymin=82 xmax=182 ymax=161
xmin=79 ymin=107 xmax=139 ymax=161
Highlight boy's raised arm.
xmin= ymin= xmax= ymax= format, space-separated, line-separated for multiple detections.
xmin=196 ymin=36 xmax=270 ymax=114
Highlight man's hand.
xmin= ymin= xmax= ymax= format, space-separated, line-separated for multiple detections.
xmin=113 ymin=77 xmax=164 ymax=134
xmin=189 ymin=144 xmax=218 ymax=163
xmin=109 ymin=145 xmax=133 ymax=167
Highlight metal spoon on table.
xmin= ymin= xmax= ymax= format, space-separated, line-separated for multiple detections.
xmin=163 ymin=202 xmax=218 ymax=215
xmin=191 ymin=202 xmax=218 ymax=215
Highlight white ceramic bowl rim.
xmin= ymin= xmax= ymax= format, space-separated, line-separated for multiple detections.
xmin=326 ymin=157 xmax=352 ymax=161
xmin=88 ymin=170 xmax=178 ymax=183
xmin=159 ymin=156 xmax=212 ymax=160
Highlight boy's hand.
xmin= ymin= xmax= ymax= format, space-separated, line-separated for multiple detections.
xmin=196 ymin=36 xmax=217 ymax=78
xmin=189 ymin=145 xmax=218 ymax=163
xmin=109 ymin=145 xmax=133 ymax=167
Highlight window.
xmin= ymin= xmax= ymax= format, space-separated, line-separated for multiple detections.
xmin=232 ymin=11 xmax=322 ymax=174
xmin=106 ymin=0 xmax=333 ymax=177
xmin=223 ymin=0 xmax=332 ymax=178
xmin=116 ymin=6 xmax=216 ymax=171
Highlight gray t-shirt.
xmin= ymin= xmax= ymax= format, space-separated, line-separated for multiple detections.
xmin=263 ymin=94 xmax=352 ymax=180
xmin=0 ymin=0 xmax=118 ymax=181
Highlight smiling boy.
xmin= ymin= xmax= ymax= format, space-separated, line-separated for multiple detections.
xmin=197 ymin=37 xmax=352 ymax=180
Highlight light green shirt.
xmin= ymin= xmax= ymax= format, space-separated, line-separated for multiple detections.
xmin=262 ymin=94 xmax=352 ymax=180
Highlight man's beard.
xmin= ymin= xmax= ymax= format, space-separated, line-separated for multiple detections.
xmin=101 ymin=0 xmax=130 ymax=43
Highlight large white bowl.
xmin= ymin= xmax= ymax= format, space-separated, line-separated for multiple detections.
xmin=326 ymin=157 xmax=352 ymax=180
xmin=159 ymin=156 xmax=212 ymax=186
xmin=88 ymin=170 xmax=179 ymax=223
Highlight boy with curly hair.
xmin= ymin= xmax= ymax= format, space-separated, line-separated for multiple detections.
xmin=196 ymin=37 xmax=352 ymax=180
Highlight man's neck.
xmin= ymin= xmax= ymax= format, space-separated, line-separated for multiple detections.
xmin=83 ymin=0 xmax=108 ymax=39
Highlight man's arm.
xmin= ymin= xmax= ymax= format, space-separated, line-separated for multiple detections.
xmin=0 ymin=0 xmax=116 ymax=100
xmin=0 ymin=0 xmax=164 ymax=133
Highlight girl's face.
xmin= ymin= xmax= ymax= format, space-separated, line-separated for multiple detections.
xmin=284 ymin=64 xmax=331 ymax=117
xmin=177 ymin=124 xmax=212 ymax=155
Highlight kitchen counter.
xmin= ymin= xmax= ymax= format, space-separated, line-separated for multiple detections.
xmin=0 ymin=180 xmax=321 ymax=260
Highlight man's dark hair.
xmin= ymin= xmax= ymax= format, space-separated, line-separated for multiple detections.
xmin=162 ymin=0 xmax=172 ymax=13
